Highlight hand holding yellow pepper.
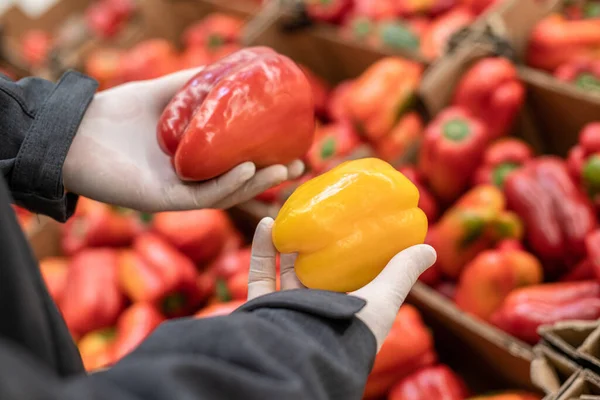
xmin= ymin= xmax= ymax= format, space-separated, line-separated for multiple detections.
xmin=272 ymin=158 xmax=428 ymax=292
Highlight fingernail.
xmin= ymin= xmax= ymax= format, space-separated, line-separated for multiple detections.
xmin=413 ymin=244 xmax=437 ymax=267
xmin=260 ymin=217 xmax=274 ymax=228
xmin=237 ymin=162 xmax=256 ymax=182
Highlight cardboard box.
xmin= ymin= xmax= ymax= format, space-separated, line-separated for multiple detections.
xmin=553 ymin=370 xmax=600 ymax=400
xmin=532 ymin=345 xmax=581 ymax=397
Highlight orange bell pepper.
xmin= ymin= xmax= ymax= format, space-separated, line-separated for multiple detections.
xmin=363 ymin=305 xmax=436 ymax=399
xmin=273 ymin=158 xmax=428 ymax=292
xmin=374 ymin=112 xmax=424 ymax=167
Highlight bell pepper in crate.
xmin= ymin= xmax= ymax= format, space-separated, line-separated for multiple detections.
xmin=396 ymin=0 xmax=457 ymax=17
xmin=419 ymin=107 xmax=489 ymax=203
xmin=421 ymin=7 xmax=475 ymax=60
xmin=85 ymin=48 xmax=124 ymax=90
xmin=555 ymin=58 xmax=600 ymax=93
xmin=39 ymin=257 xmax=69 ymax=305
xmin=364 ymin=305 xmax=437 ymax=399
xmin=78 ymin=328 xmax=117 ymax=371
xmin=346 ymin=57 xmax=423 ymax=141
xmin=374 ymin=21 xmax=420 ymax=52
xmin=504 ymin=157 xmax=596 ymax=278
xmin=61 ymin=249 xmax=126 ymax=336
xmin=256 ymin=173 xmax=315 ymax=204
xmin=473 ymin=138 xmax=534 ymax=187
xmin=586 ymin=229 xmax=600 ymax=281
xmin=388 ymin=365 xmax=469 ymax=400
xmin=375 ymin=112 xmax=424 ymax=167
xmin=491 ymin=281 xmax=600 ymax=344
xmin=428 ymin=185 xmax=524 ymax=279
xmin=398 ymin=166 xmax=439 ymax=222
xmin=209 ymin=247 xmax=252 ymax=302
xmin=455 ymin=248 xmax=543 ymax=321
xmin=182 ymin=13 xmax=243 ymax=50
xmin=353 ymin=0 xmax=397 ymax=20
xmin=567 ymin=122 xmax=600 ymax=205
xmin=273 ymin=158 xmax=428 ymax=292
xmin=112 ymin=303 xmax=165 ymax=361
xmin=61 ymin=198 xmax=142 ymax=256
xmin=195 ymin=300 xmax=245 ymax=318
xmin=306 ymin=121 xmax=361 ymax=172
xmin=299 ymin=65 xmax=331 ymax=119
xmin=305 ymin=0 xmax=353 ymax=23
xmin=120 ymin=39 xmax=180 ymax=82
xmin=152 ymin=209 xmax=234 ymax=265
xmin=527 ymin=14 xmax=600 ymax=72
xmin=119 ymin=233 xmax=201 ymax=317
xmin=453 ymin=58 xmax=525 ymax=140
xmin=157 ymin=47 xmax=315 ymax=181
xmin=469 ymin=393 xmax=541 ymax=400
xmin=462 ymin=0 xmax=501 ymax=15
xmin=327 ymin=80 xmax=353 ymax=122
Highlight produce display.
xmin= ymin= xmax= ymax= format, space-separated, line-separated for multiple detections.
xmin=300 ymin=0 xmax=502 ymax=60
xmin=527 ymin=1 xmax=600 ymax=93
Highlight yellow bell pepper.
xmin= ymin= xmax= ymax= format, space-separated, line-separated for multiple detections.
xmin=272 ymin=158 xmax=428 ymax=292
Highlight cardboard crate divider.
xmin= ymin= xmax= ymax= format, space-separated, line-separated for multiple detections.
xmin=532 ymin=345 xmax=581 ymax=396
xmin=554 ymin=370 xmax=600 ymax=400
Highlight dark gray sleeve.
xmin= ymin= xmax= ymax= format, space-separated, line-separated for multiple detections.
xmin=0 ymin=290 xmax=376 ymax=400
xmin=0 ymin=71 xmax=97 ymax=221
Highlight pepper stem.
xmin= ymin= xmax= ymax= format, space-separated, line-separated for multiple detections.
xmin=320 ymin=137 xmax=336 ymax=159
xmin=207 ymin=35 xmax=225 ymax=49
xmin=584 ymin=2 xmax=600 ymax=18
xmin=575 ymin=73 xmax=600 ymax=92
xmin=443 ymin=119 xmax=471 ymax=141
xmin=583 ymin=155 xmax=600 ymax=195
xmin=162 ymin=293 xmax=187 ymax=315
xmin=492 ymin=162 xmax=520 ymax=188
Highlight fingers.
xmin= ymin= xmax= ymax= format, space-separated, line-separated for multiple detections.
xmin=287 ymin=160 xmax=305 ymax=180
xmin=280 ymin=253 xmax=305 ymax=290
xmin=247 ymin=218 xmax=278 ymax=301
xmin=146 ymin=67 xmax=205 ymax=109
xmin=212 ymin=164 xmax=289 ymax=210
xmin=163 ymin=162 xmax=255 ymax=210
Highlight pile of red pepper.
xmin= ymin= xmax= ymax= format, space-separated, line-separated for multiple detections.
xmin=301 ymin=0 xmax=502 ymax=60
xmin=83 ymin=12 xmax=245 ymax=90
xmin=257 ymin=56 xmax=600 ymax=346
xmin=527 ymin=1 xmax=600 ymax=94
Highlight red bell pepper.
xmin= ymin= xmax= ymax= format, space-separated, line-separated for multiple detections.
xmin=256 ymin=173 xmax=315 ymax=204
xmin=304 ymin=0 xmax=353 ymax=23
xmin=179 ymin=47 xmax=211 ymax=70
xmin=353 ymin=0 xmax=397 ymax=20
xmin=555 ymin=58 xmax=600 ymax=93
xmin=182 ymin=13 xmax=244 ymax=50
xmin=118 ymin=233 xmax=201 ymax=317
xmin=306 ymin=121 xmax=361 ymax=172
xmin=151 ymin=209 xmax=235 ymax=265
xmin=504 ymin=157 xmax=597 ymax=278
xmin=195 ymin=300 xmax=245 ymax=318
xmin=586 ymin=229 xmax=600 ymax=281
xmin=455 ymin=248 xmax=543 ymax=321
xmin=398 ymin=165 xmax=439 ymax=222
xmin=112 ymin=303 xmax=165 ymax=361
xmin=11 ymin=205 xmax=33 ymax=230
xmin=473 ymin=138 xmax=534 ymax=187
xmin=299 ymin=65 xmax=331 ymax=119
xmin=119 ymin=39 xmax=180 ymax=82
xmin=564 ymin=1 xmax=600 ymax=20
xmin=21 ymin=30 xmax=52 ymax=68
xmin=61 ymin=198 xmax=143 ymax=256
xmin=567 ymin=122 xmax=600 ymax=207
xmin=420 ymin=7 xmax=475 ymax=60
xmin=462 ymin=0 xmax=501 ymax=15
xmin=388 ymin=365 xmax=469 ymax=400
xmin=491 ymin=281 xmax=600 ymax=344
xmin=327 ymin=80 xmax=353 ymax=122
xmin=84 ymin=48 xmax=124 ymax=90
xmin=396 ymin=0 xmax=456 ymax=17
xmin=560 ymin=258 xmax=595 ymax=282
xmin=527 ymin=14 xmax=600 ymax=72
xmin=364 ymin=305 xmax=437 ymax=399
xmin=452 ymin=58 xmax=525 ymax=140
xmin=209 ymin=247 xmax=261 ymax=302
xmin=61 ymin=249 xmax=126 ymax=337
xmin=157 ymin=47 xmax=315 ymax=181
xmin=375 ymin=112 xmax=424 ymax=167
xmin=85 ymin=0 xmax=134 ymax=39
xmin=419 ymin=106 xmax=489 ymax=203
xmin=39 ymin=257 xmax=69 ymax=305
xmin=346 ymin=57 xmax=423 ymax=141
xmin=373 ymin=21 xmax=420 ymax=52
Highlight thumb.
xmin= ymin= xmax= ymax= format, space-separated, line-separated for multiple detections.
xmin=146 ymin=67 xmax=205 ymax=109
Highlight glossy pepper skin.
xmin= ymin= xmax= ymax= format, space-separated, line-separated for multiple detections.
xmin=182 ymin=13 xmax=243 ymax=50
xmin=364 ymin=305 xmax=437 ymax=399
xmin=473 ymin=138 xmax=534 ymax=187
xmin=375 ymin=112 xmax=424 ymax=167
xmin=455 ymin=248 xmax=543 ymax=321
xmin=306 ymin=121 xmax=361 ymax=172
xmin=527 ymin=14 xmax=600 ymax=72
xmin=111 ymin=303 xmax=165 ymax=361
xmin=61 ymin=249 xmax=126 ymax=337
xmin=555 ymin=58 xmax=600 ymax=93
xmin=118 ymin=233 xmax=201 ymax=317
xmin=152 ymin=209 xmax=234 ymax=265
xmin=305 ymin=0 xmax=353 ymax=23
xmin=39 ymin=257 xmax=69 ymax=305
xmin=491 ymin=281 xmax=600 ymax=344
xmin=273 ymin=158 xmax=428 ymax=292
xmin=452 ymin=58 xmax=525 ymax=140
xmin=157 ymin=47 xmax=315 ymax=181
xmin=398 ymin=166 xmax=439 ymax=222
xmin=504 ymin=157 xmax=597 ymax=278
xmin=428 ymin=185 xmax=524 ymax=279
xmin=346 ymin=57 xmax=423 ymax=141
xmin=61 ymin=198 xmax=143 ymax=256
xmin=419 ymin=107 xmax=489 ymax=203
xmin=388 ymin=365 xmax=469 ymax=400
xmin=421 ymin=7 xmax=474 ymax=60
xmin=567 ymin=122 xmax=600 ymax=206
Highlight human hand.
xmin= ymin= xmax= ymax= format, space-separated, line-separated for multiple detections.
xmin=247 ymin=217 xmax=437 ymax=350
xmin=63 ymin=69 xmax=304 ymax=212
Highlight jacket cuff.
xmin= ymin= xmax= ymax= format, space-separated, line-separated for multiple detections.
xmin=10 ymin=71 xmax=97 ymax=222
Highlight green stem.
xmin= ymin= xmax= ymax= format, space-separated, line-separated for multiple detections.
xmin=443 ymin=119 xmax=470 ymax=141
